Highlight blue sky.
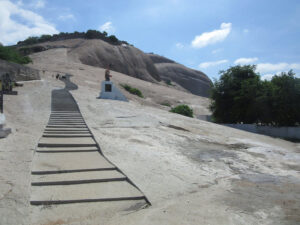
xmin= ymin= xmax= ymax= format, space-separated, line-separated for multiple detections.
xmin=1 ymin=0 xmax=300 ymax=80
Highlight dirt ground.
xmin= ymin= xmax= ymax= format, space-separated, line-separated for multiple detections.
xmin=0 ymin=48 xmax=299 ymax=225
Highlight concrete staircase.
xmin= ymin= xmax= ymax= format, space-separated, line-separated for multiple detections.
xmin=30 ymin=111 xmax=149 ymax=206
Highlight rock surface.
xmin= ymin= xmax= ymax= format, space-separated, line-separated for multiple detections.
xmin=0 ymin=47 xmax=299 ymax=225
xmin=0 ymin=59 xmax=40 ymax=81
xmin=17 ymin=38 xmax=211 ymax=96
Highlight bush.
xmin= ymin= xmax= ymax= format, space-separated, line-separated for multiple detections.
xmin=170 ymin=105 xmax=193 ymax=117
xmin=108 ymin=35 xmax=118 ymax=43
xmin=210 ymin=65 xmax=300 ymax=126
xmin=0 ymin=46 xmax=32 ymax=64
xmin=165 ymin=80 xmax=172 ymax=85
xmin=161 ymin=102 xmax=171 ymax=107
xmin=121 ymin=84 xmax=144 ymax=98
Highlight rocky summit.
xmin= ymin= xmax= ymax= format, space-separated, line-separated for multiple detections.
xmin=17 ymin=38 xmax=211 ymax=97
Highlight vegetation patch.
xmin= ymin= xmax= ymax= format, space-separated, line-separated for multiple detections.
xmin=165 ymin=80 xmax=175 ymax=86
xmin=161 ymin=102 xmax=171 ymax=107
xmin=17 ymin=30 xmax=130 ymax=47
xmin=170 ymin=104 xmax=193 ymax=117
xmin=121 ymin=84 xmax=144 ymax=98
xmin=210 ymin=65 xmax=300 ymax=126
xmin=0 ymin=46 xmax=32 ymax=64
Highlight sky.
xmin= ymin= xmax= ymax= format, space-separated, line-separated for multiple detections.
xmin=0 ymin=0 xmax=300 ymax=80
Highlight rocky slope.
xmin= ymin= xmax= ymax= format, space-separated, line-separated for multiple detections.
xmin=0 ymin=50 xmax=299 ymax=224
xmin=17 ymin=38 xmax=211 ymax=97
xmin=0 ymin=59 xmax=40 ymax=81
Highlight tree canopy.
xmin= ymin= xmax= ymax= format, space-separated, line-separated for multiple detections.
xmin=0 ymin=45 xmax=32 ymax=64
xmin=210 ymin=65 xmax=300 ymax=126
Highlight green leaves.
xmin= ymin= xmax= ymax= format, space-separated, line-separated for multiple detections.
xmin=170 ymin=105 xmax=193 ymax=118
xmin=120 ymin=84 xmax=144 ymax=98
xmin=0 ymin=46 xmax=32 ymax=64
xmin=210 ymin=66 xmax=300 ymax=126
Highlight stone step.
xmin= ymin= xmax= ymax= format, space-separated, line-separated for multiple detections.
xmin=38 ymin=137 xmax=96 ymax=147
xmin=42 ymin=134 xmax=92 ymax=138
xmin=45 ymin=128 xmax=89 ymax=131
xmin=31 ymin=170 xmax=126 ymax=185
xmin=49 ymin=118 xmax=84 ymax=119
xmin=36 ymin=146 xmax=99 ymax=153
xmin=48 ymin=122 xmax=86 ymax=126
xmin=47 ymin=123 xmax=86 ymax=126
xmin=46 ymin=125 xmax=88 ymax=128
xmin=51 ymin=110 xmax=79 ymax=113
xmin=51 ymin=113 xmax=82 ymax=116
xmin=44 ymin=131 xmax=90 ymax=134
xmin=30 ymin=181 xmax=145 ymax=205
xmin=31 ymin=152 xmax=115 ymax=174
xmin=49 ymin=118 xmax=84 ymax=121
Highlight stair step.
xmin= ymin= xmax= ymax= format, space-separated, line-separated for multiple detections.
xmin=36 ymin=146 xmax=99 ymax=152
xmin=30 ymin=181 xmax=145 ymax=205
xmin=31 ymin=152 xmax=115 ymax=174
xmin=42 ymin=134 xmax=92 ymax=138
xmin=38 ymin=137 xmax=96 ymax=147
xmin=46 ymin=125 xmax=88 ymax=128
xmin=31 ymin=170 xmax=126 ymax=185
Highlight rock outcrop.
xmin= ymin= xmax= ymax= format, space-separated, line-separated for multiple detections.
xmin=0 ymin=59 xmax=40 ymax=81
xmin=18 ymin=38 xmax=211 ymax=97
xmin=148 ymin=54 xmax=211 ymax=97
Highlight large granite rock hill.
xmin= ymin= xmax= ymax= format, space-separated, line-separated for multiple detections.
xmin=18 ymin=38 xmax=211 ymax=97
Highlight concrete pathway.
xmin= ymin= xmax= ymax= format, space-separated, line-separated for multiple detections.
xmin=30 ymin=75 xmax=149 ymax=206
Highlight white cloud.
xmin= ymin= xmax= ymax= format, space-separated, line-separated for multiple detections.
xmin=256 ymin=63 xmax=300 ymax=73
xmin=243 ymin=29 xmax=249 ymax=33
xmin=191 ymin=23 xmax=232 ymax=48
xmin=199 ymin=59 xmax=228 ymax=69
xmin=175 ymin=42 xmax=184 ymax=49
xmin=234 ymin=57 xmax=258 ymax=65
xmin=99 ymin=21 xmax=115 ymax=34
xmin=261 ymin=74 xmax=275 ymax=81
xmin=31 ymin=0 xmax=45 ymax=9
xmin=211 ymin=48 xmax=222 ymax=54
xmin=0 ymin=0 xmax=58 ymax=45
xmin=58 ymin=13 xmax=75 ymax=21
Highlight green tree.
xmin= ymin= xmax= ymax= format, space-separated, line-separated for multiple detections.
xmin=210 ymin=65 xmax=262 ymax=123
xmin=0 ymin=46 xmax=32 ymax=64
xmin=270 ymin=70 xmax=300 ymax=126
xmin=108 ymin=35 xmax=118 ymax=43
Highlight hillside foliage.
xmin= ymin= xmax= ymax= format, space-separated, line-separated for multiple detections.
xmin=17 ymin=30 xmax=129 ymax=46
xmin=210 ymin=65 xmax=300 ymax=126
xmin=170 ymin=105 xmax=193 ymax=117
xmin=0 ymin=45 xmax=32 ymax=64
xmin=121 ymin=84 xmax=144 ymax=98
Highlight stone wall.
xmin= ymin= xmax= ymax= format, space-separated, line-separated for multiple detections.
xmin=223 ymin=124 xmax=300 ymax=141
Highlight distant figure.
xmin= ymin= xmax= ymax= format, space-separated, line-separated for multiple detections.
xmin=56 ymin=74 xmax=60 ymax=79
xmin=105 ymin=64 xmax=112 ymax=81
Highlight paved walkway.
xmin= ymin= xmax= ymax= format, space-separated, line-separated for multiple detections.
xmin=30 ymin=75 xmax=149 ymax=205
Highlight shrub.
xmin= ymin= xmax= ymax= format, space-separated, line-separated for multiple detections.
xmin=121 ymin=84 xmax=144 ymax=98
xmin=165 ymin=80 xmax=172 ymax=85
xmin=108 ymin=35 xmax=118 ymax=43
xmin=170 ymin=105 xmax=193 ymax=117
xmin=161 ymin=102 xmax=171 ymax=107
xmin=0 ymin=46 xmax=32 ymax=64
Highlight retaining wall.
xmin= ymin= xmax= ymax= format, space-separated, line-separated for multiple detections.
xmin=223 ymin=124 xmax=300 ymax=141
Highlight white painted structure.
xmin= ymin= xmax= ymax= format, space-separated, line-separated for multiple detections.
xmin=0 ymin=113 xmax=11 ymax=138
xmin=98 ymin=81 xmax=128 ymax=102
